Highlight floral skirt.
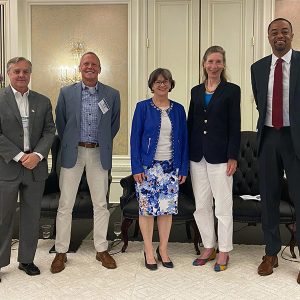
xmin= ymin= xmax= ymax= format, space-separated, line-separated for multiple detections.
xmin=135 ymin=160 xmax=179 ymax=216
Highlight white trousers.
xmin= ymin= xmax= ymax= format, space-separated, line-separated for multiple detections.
xmin=55 ymin=147 xmax=109 ymax=253
xmin=190 ymin=158 xmax=233 ymax=252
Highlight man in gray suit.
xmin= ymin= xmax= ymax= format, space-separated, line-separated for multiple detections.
xmin=0 ymin=57 xmax=55 ymax=281
xmin=251 ymin=18 xmax=300 ymax=284
xmin=51 ymin=52 xmax=120 ymax=273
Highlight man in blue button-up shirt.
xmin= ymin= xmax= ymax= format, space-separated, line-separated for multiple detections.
xmin=51 ymin=52 xmax=120 ymax=273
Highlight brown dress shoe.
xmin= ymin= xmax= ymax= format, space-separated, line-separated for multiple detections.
xmin=96 ymin=251 xmax=117 ymax=269
xmin=297 ymin=271 xmax=300 ymax=284
xmin=257 ymin=255 xmax=278 ymax=276
xmin=51 ymin=253 xmax=67 ymax=274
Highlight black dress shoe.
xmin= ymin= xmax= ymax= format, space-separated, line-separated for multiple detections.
xmin=156 ymin=247 xmax=174 ymax=268
xmin=144 ymin=252 xmax=157 ymax=271
xmin=18 ymin=263 xmax=40 ymax=276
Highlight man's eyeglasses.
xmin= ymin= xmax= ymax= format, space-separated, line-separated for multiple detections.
xmin=154 ymin=80 xmax=169 ymax=86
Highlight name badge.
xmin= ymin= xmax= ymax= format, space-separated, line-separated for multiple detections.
xmin=22 ymin=116 xmax=29 ymax=128
xmin=98 ymin=98 xmax=110 ymax=114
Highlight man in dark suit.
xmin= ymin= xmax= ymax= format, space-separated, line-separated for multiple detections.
xmin=50 ymin=52 xmax=120 ymax=273
xmin=0 ymin=57 xmax=55 ymax=281
xmin=251 ymin=18 xmax=300 ymax=283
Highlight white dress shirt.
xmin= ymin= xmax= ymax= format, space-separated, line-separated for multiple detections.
xmin=11 ymin=85 xmax=43 ymax=162
xmin=265 ymin=49 xmax=292 ymax=127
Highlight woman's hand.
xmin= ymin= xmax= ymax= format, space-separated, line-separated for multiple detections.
xmin=133 ymin=172 xmax=145 ymax=183
xmin=178 ymin=175 xmax=187 ymax=184
xmin=226 ymin=159 xmax=237 ymax=176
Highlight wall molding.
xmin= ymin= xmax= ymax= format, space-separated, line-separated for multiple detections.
xmin=6 ymin=0 xmax=276 ymax=203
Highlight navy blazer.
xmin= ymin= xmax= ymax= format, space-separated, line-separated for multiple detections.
xmin=187 ymin=81 xmax=241 ymax=163
xmin=251 ymin=50 xmax=300 ymax=158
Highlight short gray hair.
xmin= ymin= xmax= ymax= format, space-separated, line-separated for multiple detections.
xmin=7 ymin=57 xmax=32 ymax=73
xmin=79 ymin=52 xmax=101 ymax=67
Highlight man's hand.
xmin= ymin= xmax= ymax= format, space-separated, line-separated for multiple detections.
xmin=20 ymin=153 xmax=40 ymax=169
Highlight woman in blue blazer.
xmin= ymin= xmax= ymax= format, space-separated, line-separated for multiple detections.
xmin=188 ymin=46 xmax=241 ymax=271
xmin=131 ymin=68 xmax=188 ymax=270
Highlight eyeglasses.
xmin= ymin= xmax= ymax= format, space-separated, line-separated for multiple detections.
xmin=154 ymin=80 xmax=169 ymax=86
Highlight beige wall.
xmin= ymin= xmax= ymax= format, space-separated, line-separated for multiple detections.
xmin=275 ymin=0 xmax=300 ymax=49
xmin=31 ymin=4 xmax=128 ymax=155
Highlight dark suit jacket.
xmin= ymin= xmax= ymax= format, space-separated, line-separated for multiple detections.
xmin=251 ymin=50 xmax=300 ymax=158
xmin=0 ymin=86 xmax=55 ymax=181
xmin=187 ymin=81 xmax=241 ymax=163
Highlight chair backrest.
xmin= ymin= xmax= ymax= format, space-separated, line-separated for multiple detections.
xmin=179 ymin=173 xmax=195 ymax=201
xmin=50 ymin=135 xmax=60 ymax=173
xmin=233 ymin=131 xmax=259 ymax=196
xmin=44 ymin=135 xmax=60 ymax=194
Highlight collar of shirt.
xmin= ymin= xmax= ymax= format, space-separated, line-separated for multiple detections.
xmin=81 ymin=81 xmax=98 ymax=95
xmin=10 ymin=85 xmax=30 ymax=97
xmin=271 ymin=48 xmax=292 ymax=66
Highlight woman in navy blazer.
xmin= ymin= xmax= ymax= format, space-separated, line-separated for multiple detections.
xmin=187 ymin=46 xmax=241 ymax=271
xmin=131 ymin=68 xmax=188 ymax=270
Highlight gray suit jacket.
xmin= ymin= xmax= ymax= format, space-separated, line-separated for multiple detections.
xmin=251 ymin=50 xmax=300 ymax=158
xmin=55 ymin=81 xmax=121 ymax=170
xmin=0 ymin=86 xmax=55 ymax=181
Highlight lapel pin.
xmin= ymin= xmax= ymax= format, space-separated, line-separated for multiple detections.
xmin=31 ymin=109 xmax=35 ymax=113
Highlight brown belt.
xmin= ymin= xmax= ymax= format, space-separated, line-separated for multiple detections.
xmin=78 ymin=142 xmax=99 ymax=148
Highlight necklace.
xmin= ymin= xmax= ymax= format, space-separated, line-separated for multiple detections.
xmin=152 ymin=97 xmax=170 ymax=108
xmin=151 ymin=98 xmax=173 ymax=113
xmin=205 ymin=80 xmax=221 ymax=93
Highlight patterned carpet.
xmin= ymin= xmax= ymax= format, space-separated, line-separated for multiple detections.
xmin=0 ymin=240 xmax=299 ymax=300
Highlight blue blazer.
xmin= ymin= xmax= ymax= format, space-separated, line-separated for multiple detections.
xmin=130 ymin=99 xmax=189 ymax=176
xmin=187 ymin=81 xmax=241 ymax=163
xmin=55 ymin=81 xmax=120 ymax=170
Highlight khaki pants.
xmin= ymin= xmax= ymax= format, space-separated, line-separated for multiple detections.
xmin=55 ymin=147 xmax=109 ymax=253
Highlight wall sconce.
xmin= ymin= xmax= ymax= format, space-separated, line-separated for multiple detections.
xmin=71 ymin=41 xmax=85 ymax=60
xmin=59 ymin=65 xmax=81 ymax=86
xmin=59 ymin=40 xmax=86 ymax=86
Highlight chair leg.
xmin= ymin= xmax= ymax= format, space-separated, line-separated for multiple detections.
xmin=121 ymin=218 xmax=133 ymax=252
xmin=52 ymin=220 xmax=56 ymax=238
xmin=185 ymin=221 xmax=192 ymax=240
xmin=191 ymin=220 xmax=201 ymax=255
xmin=286 ymin=223 xmax=297 ymax=258
xmin=133 ymin=220 xmax=140 ymax=238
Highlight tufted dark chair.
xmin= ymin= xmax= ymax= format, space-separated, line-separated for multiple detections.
xmin=232 ymin=131 xmax=296 ymax=257
xmin=120 ymin=174 xmax=201 ymax=254
xmin=120 ymin=131 xmax=296 ymax=256
xmin=41 ymin=135 xmax=112 ymax=252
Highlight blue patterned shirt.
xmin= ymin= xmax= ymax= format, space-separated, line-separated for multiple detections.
xmin=80 ymin=82 xmax=100 ymax=143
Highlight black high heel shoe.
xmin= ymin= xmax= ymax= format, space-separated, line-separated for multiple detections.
xmin=144 ymin=252 xmax=158 ymax=271
xmin=156 ymin=247 xmax=174 ymax=268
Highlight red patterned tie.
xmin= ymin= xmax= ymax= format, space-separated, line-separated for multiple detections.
xmin=272 ymin=58 xmax=283 ymax=129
